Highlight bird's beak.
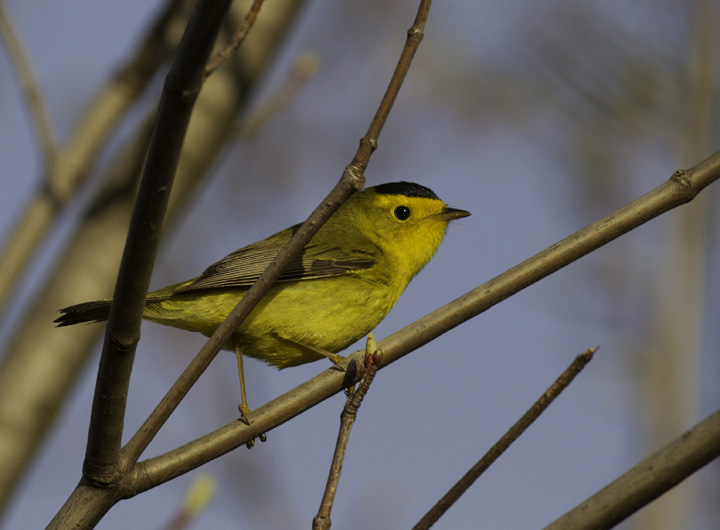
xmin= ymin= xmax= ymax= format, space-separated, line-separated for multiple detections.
xmin=435 ymin=207 xmax=471 ymax=221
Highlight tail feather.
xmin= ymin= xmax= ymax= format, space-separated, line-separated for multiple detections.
xmin=55 ymin=299 xmax=112 ymax=326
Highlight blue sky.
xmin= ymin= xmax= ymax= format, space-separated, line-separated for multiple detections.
xmin=1 ymin=1 xmax=719 ymax=529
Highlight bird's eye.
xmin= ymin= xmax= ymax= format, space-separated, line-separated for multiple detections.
xmin=394 ymin=205 xmax=411 ymax=221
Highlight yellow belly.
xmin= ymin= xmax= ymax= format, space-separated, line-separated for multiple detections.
xmin=142 ymin=275 xmax=403 ymax=369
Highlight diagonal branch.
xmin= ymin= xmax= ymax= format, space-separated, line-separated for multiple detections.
xmin=351 ymin=0 xmax=432 ymax=174
xmin=205 ymin=0 xmax=265 ymax=77
xmin=542 ymin=408 xmax=720 ymax=530
xmin=129 ymin=150 xmax=720 ymax=492
xmin=413 ymin=348 xmax=597 ymax=530
xmin=314 ymin=335 xmax=384 ymax=530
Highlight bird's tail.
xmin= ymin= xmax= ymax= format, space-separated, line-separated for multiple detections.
xmin=54 ymin=299 xmax=112 ymax=326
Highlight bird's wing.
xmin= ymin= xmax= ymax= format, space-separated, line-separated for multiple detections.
xmin=175 ymin=226 xmax=377 ymax=293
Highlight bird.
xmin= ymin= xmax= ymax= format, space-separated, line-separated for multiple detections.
xmin=56 ymin=181 xmax=470 ymax=422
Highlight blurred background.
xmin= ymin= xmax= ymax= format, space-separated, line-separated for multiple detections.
xmin=0 ymin=0 xmax=718 ymax=528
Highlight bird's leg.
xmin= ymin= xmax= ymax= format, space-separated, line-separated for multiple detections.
xmin=233 ymin=338 xmax=268 ymax=448
xmin=233 ymin=338 xmax=251 ymax=424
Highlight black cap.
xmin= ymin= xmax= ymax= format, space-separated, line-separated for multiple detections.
xmin=373 ymin=181 xmax=439 ymax=200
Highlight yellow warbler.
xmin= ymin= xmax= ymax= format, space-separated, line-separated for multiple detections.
xmin=57 ymin=181 xmax=470 ymax=418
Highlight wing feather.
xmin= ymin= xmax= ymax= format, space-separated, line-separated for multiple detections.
xmin=175 ymin=226 xmax=377 ymax=293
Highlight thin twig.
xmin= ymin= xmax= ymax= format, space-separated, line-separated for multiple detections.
xmin=543 ymin=408 xmax=720 ymax=530
xmin=0 ymin=0 xmax=57 ymax=165
xmin=350 ymin=0 xmax=432 ymax=175
xmin=123 ymin=0 xmax=433 ymax=463
xmin=413 ymin=347 xmax=597 ymax=530
xmin=313 ymin=335 xmax=383 ymax=530
xmin=129 ymin=150 xmax=720 ymax=493
xmin=205 ymin=0 xmax=265 ymax=77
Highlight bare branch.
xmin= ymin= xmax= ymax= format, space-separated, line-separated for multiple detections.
xmin=131 ymin=150 xmax=720 ymax=492
xmin=542 ymin=408 xmax=720 ymax=530
xmin=412 ymin=348 xmax=597 ymax=530
xmin=350 ymin=0 xmax=432 ymax=174
xmin=372 ymin=160 xmax=720 ymax=368
xmin=0 ymin=0 xmax=184 ymax=511
xmin=205 ymin=0 xmax=265 ymax=77
xmin=83 ymin=0 xmax=234 ymax=482
xmin=48 ymin=1 xmax=235 ymax=526
xmin=313 ymin=335 xmax=383 ymax=530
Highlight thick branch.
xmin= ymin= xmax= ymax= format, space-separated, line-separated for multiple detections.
xmin=543 ymin=408 xmax=720 ymax=530
xmin=49 ymin=3 xmax=235 ymax=527
xmin=1 ymin=1 xmax=305 ymax=520
xmin=84 ymin=0 xmax=233 ymax=485
xmin=0 ymin=0 xmax=186 ymax=513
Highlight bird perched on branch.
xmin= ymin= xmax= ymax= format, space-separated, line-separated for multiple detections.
xmin=56 ymin=181 xmax=470 ymax=422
